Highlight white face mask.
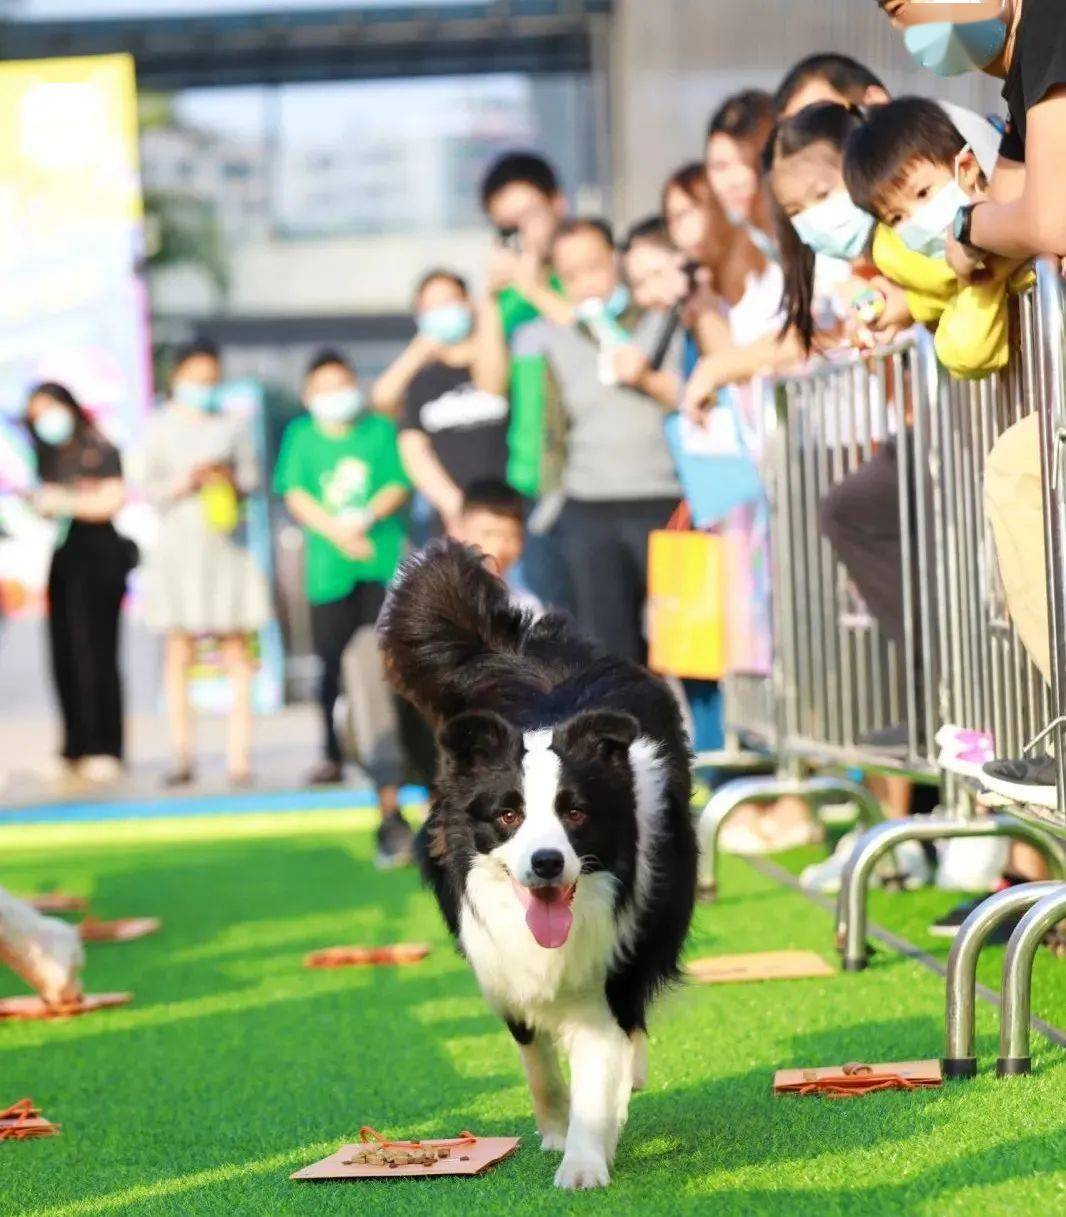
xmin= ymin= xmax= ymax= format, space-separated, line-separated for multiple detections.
xmin=895 ymin=180 xmax=970 ymax=260
xmin=308 ymin=387 xmax=364 ymax=426
xmin=790 ymin=190 xmax=875 ymax=261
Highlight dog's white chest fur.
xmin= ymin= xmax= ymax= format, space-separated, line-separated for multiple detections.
xmin=460 ymin=861 xmax=618 ymax=1025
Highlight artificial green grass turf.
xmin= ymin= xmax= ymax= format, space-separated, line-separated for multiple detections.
xmin=776 ymin=839 xmax=1066 ymax=1025
xmin=0 ymin=809 xmax=1064 ymax=1217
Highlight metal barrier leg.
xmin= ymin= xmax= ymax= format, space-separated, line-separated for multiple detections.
xmin=943 ymin=881 xmax=1062 ymax=1079
xmin=839 ymin=816 xmax=1066 ymax=971
xmin=697 ymin=774 xmax=882 ymax=901
xmin=997 ymin=883 xmax=1066 ymax=1077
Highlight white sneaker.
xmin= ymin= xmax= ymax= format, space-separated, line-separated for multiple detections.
xmin=78 ymin=756 xmax=122 ymax=785
xmin=818 ymin=800 xmax=859 ymax=826
xmin=935 ymin=836 xmax=1009 ymax=892
xmin=935 ymin=724 xmax=995 ymax=781
xmin=800 ymin=831 xmax=933 ymax=895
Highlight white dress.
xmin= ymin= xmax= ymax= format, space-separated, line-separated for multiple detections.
xmin=139 ymin=404 xmax=271 ymax=635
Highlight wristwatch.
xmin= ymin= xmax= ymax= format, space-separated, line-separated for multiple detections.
xmin=953 ymin=203 xmax=982 ymax=252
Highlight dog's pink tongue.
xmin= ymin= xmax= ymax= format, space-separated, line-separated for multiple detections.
xmin=512 ymin=881 xmax=574 ymax=949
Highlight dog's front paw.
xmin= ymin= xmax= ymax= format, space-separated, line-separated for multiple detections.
xmin=539 ymin=1126 xmax=567 ymax=1153
xmin=554 ymin=1153 xmax=610 ymax=1190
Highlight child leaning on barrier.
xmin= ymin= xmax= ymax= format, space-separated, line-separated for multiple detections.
xmin=843 ymin=96 xmax=1030 ymax=380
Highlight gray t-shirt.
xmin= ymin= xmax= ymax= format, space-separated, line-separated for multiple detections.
xmin=542 ymin=310 xmax=682 ymax=503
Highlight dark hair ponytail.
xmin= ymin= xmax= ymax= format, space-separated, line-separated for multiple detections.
xmin=765 ymin=102 xmax=867 ymax=353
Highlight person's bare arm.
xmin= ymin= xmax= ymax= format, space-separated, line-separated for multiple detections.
xmin=682 ymin=329 xmax=804 ymax=415
xmin=398 ymin=430 xmax=464 ymax=524
xmin=611 ymin=345 xmax=681 ymax=409
xmin=36 ymin=478 xmax=124 ymax=523
xmin=371 ymin=335 xmax=440 ymax=415
xmin=471 ymin=294 xmax=510 ymax=396
xmin=366 ymin=482 xmax=409 ymax=523
xmin=512 ymin=250 xmax=575 ymax=327
xmin=693 ymin=303 xmax=733 ymax=355
xmin=284 ymin=488 xmax=368 ymax=560
xmin=948 ymin=91 xmax=1066 ymax=277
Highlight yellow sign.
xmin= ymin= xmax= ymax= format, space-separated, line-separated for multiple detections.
xmin=0 ymin=54 xmax=142 ymax=264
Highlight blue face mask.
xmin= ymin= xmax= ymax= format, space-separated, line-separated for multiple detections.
xmin=418 ymin=303 xmax=473 ymax=346
xmin=791 ymin=190 xmax=875 ymax=261
xmin=903 ymin=16 xmax=1008 ymax=78
xmin=174 ymin=381 xmax=221 ymax=413
xmin=33 ymin=406 xmax=75 ymax=447
xmin=308 ymin=387 xmax=364 ymax=426
xmin=895 ymin=179 xmax=971 ymax=259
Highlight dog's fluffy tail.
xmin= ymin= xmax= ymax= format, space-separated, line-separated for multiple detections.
xmin=378 ymin=539 xmax=534 ymax=725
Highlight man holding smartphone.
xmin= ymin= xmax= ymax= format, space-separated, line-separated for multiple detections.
xmin=477 ymin=152 xmax=574 ymax=610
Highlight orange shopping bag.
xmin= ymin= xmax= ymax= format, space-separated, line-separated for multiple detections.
xmin=646 ymin=503 xmax=725 ymax=680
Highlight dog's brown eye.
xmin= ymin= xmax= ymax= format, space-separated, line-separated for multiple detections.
xmin=563 ymin=809 xmax=587 ymax=828
xmin=497 ymin=809 xmax=523 ymax=828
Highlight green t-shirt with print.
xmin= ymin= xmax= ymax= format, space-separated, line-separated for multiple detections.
xmin=274 ymin=412 xmax=410 ymax=605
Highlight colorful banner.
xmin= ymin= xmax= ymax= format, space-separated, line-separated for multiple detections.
xmin=0 ymin=53 xmax=151 ymax=616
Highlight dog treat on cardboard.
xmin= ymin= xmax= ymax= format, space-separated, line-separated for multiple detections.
xmin=774 ymin=1059 xmax=943 ymax=1098
xmin=291 ymin=1127 xmax=520 ymax=1180
xmin=0 ymin=1098 xmax=60 ymax=1140
xmin=687 ymin=950 xmax=835 ymax=984
xmin=0 ymin=993 xmax=131 ymax=1021
xmin=304 ymin=943 xmax=431 ymax=969
xmin=78 ymin=917 xmax=161 ymax=943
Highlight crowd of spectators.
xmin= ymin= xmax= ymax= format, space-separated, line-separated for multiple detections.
xmin=15 ymin=2 xmax=1066 ymax=889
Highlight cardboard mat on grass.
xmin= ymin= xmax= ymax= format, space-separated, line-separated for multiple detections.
xmin=687 ymin=950 xmax=834 ymax=984
xmin=293 ymin=1129 xmax=519 ymax=1180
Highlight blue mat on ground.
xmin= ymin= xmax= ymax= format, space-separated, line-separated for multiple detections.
xmin=0 ymin=785 xmax=430 ymax=827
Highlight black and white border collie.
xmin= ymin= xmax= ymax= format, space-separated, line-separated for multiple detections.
xmin=379 ymin=541 xmax=696 ymax=1190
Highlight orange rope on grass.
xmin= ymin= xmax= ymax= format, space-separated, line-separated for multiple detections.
xmin=0 ymin=1098 xmax=59 ymax=1141
xmin=358 ymin=1127 xmax=478 ymax=1151
xmin=793 ymin=1063 xmax=928 ymax=1099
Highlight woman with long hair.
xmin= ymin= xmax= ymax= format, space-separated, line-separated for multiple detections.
xmin=24 ymin=382 xmax=130 ymax=783
xmin=705 ymin=89 xmax=778 ymax=256
xmin=680 ymin=109 xmax=807 ymax=418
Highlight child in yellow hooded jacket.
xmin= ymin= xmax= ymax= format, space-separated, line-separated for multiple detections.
xmin=846 ymin=97 xmax=1029 ymax=380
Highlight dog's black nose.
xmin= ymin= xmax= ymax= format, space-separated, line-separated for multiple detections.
xmin=530 ymin=849 xmax=565 ymax=880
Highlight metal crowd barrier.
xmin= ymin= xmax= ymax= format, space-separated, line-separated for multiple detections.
xmin=701 ymin=331 xmax=979 ymax=896
xmin=696 ymin=261 xmax=1066 ymax=1073
xmin=940 ymin=260 xmax=1066 ymax=1079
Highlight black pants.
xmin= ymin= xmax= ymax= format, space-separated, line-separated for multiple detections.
xmin=560 ymin=497 xmax=677 ymax=664
xmin=819 ymin=442 xmax=906 ymax=649
xmin=48 ymin=522 xmax=127 ymax=761
xmin=310 ymin=581 xmax=388 ymax=768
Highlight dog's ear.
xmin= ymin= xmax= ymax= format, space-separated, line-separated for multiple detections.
xmin=438 ymin=711 xmax=518 ymax=769
xmin=556 ymin=710 xmax=639 ymax=769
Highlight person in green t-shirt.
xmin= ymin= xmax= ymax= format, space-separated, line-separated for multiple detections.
xmin=478 ymin=152 xmax=576 ymax=611
xmin=480 ymin=152 xmax=570 ymax=497
xmin=274 ymin=349 xmax=414 ymax=867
